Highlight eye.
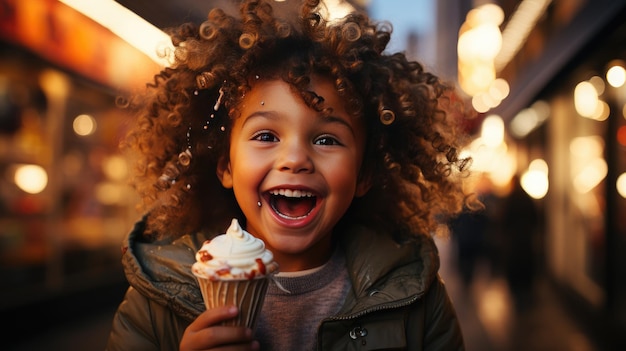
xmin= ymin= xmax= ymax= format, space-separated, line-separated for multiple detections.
xmin=252 ymin=131 xmax=278 ymax=142
xmin=314 ymin=135 xmax=341 ymax=146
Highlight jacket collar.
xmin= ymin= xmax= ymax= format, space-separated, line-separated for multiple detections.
xmin=122 ymin=219 xmax=207 ymax=321
xmin=336 ymin=224 xmax=441 ymax=317
xmin=122 ymin=218 xmax=441 ymax=321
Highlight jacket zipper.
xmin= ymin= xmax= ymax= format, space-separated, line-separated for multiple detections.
xmin=315 ymin=292 xmax=425 ymax=350
xmin=324 ymin=291 xmax=424 ymax=322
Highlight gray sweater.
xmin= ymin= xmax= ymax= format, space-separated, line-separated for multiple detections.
xmin=256 ymin=249 xmax=350 ymax=350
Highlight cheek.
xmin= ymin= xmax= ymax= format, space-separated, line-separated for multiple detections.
xmin=230 ymin=149 xmax=265 ymax=188
xmin=326 ymin=158 xmax=360 ymax=196
xmin=230 ymin=168 xmax=259 ymax=212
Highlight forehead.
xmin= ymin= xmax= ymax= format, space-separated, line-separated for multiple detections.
xmin=240 ymin=76 xmax=350 ymax=116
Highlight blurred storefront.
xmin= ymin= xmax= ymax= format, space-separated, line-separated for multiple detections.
xmin=458 ymin=0 xmax=626 ymax=348
xmin=0 ymin=0 xmax=161 ymax=335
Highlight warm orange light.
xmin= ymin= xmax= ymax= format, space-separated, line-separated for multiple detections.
xmin=59 ymin=0 xmax=174 ymax=66
xmin=617 ymin=126 xmax=626 ymax=147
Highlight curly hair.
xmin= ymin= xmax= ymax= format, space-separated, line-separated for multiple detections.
xmin=121 ymin=0 xmax=477 ymax=241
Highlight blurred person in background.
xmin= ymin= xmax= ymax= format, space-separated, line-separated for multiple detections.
xmin=500 ymin=174 xmax=539 ymax=312
xmin=450 ymin=174 xmax=494 ymax=289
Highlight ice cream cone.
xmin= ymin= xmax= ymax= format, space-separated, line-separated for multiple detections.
xmin=197 ymin=276 xmax=269 ymax=329
xmin=192 ymin=218 xmax=278 ymax=330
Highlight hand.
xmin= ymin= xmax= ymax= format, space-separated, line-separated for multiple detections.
xmin=180 ymin=306 xmax=259 ymax=351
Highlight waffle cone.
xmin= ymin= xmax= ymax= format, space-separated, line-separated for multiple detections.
xmin=197 ymin=277 xmax=269 ymax=330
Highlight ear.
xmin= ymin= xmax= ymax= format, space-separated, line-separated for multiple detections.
xmin=216 ymin=156 xmax=233 ymax=189
xmin=355 ymin=174 xmax=372 ymax=198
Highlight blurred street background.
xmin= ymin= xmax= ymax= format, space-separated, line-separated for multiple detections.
xmin=2 ymin=0 xmax=626 ymax=350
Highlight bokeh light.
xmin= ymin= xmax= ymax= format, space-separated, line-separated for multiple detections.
xmin=73 ymin=114 xmax=97 ymax=136
xmin=521 ymin=159 xmax=549 ymax=199
xmin=617 ymin=173 xmax=626 ymax=198
xmin=481 ymin=114 xmax=505 ymax=147
xmin=606 ymin=63 xmax=626 ymax=88
xmin=14 ymin=164 xmax=48 ymax=194
xmin=617 ymin=126 xmax=626 ymax=147
xmin=574 ymin=81 xmax=598 ymax=118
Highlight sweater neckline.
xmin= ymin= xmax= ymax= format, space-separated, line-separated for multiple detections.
xmin=267 ymin=248 xmax=345 ymax=296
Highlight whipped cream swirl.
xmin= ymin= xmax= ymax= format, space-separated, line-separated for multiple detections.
xmin=192 ymin=218 xmax=278 ymax=280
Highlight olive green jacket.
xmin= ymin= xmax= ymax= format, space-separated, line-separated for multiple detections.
xmin=106 ymin=218 xmax=464 ymax=350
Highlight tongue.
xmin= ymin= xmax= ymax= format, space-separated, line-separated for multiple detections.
xmin=272 ymin=196 xmax=315 ymax=218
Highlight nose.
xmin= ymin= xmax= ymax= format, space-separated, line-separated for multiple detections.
xmin=277 ymin=138 xmax=314 ymax=173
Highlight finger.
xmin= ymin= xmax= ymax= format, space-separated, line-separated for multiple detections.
xmin=180 ymin=325 xmax=256 ymax=351
xmin=188 ymin=306 xmax=239 ymax=331
xmin=209 ymin=340 xmax=260 ymax=351
xmin=195 ymin=326 xmax=254 ymax=347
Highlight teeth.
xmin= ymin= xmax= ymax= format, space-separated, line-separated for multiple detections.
xmin=269 ymin=189 xmax=315 ymax=198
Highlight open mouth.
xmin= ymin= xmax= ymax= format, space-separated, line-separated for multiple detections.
xmin=268 ymin=189 xmax=317 ymax=219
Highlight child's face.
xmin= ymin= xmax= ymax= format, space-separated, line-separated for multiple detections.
xmin=217 ymin=77 xmax=369 ymax=271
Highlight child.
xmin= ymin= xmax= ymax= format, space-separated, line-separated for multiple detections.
xmin=107 ymin=0 xmax=476 ymax=350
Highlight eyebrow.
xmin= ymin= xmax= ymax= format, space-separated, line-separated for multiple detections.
xmin=321 ymin=114 xmax=357 ymax=137
xmin=241 ymin=111 xmax=357 ymax=137
xmin=240 ymin=111 xmax=278 ymax=127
